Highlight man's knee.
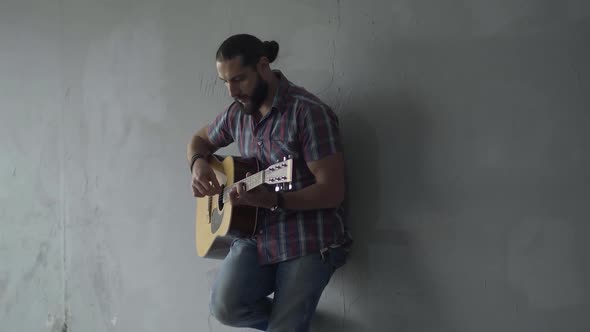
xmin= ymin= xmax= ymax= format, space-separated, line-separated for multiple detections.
xmin=209 ymin=289 xmax=242 ymax=326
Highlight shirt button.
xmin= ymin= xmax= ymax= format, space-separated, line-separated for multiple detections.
xmin=259 ymin=230 xmax=263 ymax=234
xmin=257 ymin=141 xmax=262 ymax=146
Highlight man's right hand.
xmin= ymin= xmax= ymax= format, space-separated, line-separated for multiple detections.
xmin=191 ymin=158 xmax=222 ymax=197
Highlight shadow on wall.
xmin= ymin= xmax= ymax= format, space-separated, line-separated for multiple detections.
xmin=313 ymin=89 xmax=446 ymax=330
xmin=339 ymin=88 xmax=430 ymax=257
xmin=340 ymin=88 xmax=432 ymax=240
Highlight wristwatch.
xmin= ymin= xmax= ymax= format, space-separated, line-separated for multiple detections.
xmin=269 ymin=192 xmax=283 ymax=212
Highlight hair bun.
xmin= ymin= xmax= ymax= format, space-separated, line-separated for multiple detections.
xmin=263 ymin=40 xmax=279 ymax=63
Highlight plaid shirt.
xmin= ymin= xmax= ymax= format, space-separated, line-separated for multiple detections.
xmin=207 ymin=70 xmax=351 ymax=265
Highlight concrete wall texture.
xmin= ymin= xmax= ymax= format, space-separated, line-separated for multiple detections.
xmin=1 ymin=0 xmax=589 ymax=331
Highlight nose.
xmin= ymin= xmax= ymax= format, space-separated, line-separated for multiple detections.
xmin=227 ymin=82 xmax=239 ymax=98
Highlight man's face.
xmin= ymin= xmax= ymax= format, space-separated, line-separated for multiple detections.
xmin=217 ymin=57 xmax=268 ymax=115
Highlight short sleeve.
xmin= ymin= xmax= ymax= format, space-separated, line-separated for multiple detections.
xmin=298 ymin=104 xmax=343 ymax=162
xmin=207 ymin=103 xmax=238 ymax=148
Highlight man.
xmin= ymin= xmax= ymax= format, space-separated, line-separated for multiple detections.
xmin=187 ymin=34 xmax=351 ymax=331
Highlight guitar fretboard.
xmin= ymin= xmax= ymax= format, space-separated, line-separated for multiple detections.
xmin=221 ymin=171 xmax=265 ymax=203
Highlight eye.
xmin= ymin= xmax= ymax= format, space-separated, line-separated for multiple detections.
xmin=233 ymin=75 xmax=246 ymax=82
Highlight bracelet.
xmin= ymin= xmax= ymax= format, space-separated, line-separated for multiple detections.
xmin=189 ymin=153 xmax=206 ymax=173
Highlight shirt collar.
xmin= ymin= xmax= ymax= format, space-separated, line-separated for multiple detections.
xmin=270 ymin=70 xmax=290 ymax=113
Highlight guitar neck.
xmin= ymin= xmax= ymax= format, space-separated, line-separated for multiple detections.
xmin=221 ymin=171 xmax=265 ymax=204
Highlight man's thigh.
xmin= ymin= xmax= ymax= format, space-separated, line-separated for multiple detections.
xmin=210 ymin=239 xmax=275 ymax=309
xmin=268 ymin=248 xmax=343 ymax=331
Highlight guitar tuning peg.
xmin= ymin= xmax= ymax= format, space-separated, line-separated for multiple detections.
xmin=275 ymin=185 xmax=280 ymax=192
xmin=288 ymin=183 xmax=292 ymax=190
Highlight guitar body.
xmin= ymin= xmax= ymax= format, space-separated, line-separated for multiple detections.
xmin=195 ymin=155 xmax=259 ymax=259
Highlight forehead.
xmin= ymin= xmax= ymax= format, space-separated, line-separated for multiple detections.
xmin=216 ymin=57 xmax=252 ymax=80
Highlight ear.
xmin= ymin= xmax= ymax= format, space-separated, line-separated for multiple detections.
xmin=257 ymin=56 xmax=270 ymax=73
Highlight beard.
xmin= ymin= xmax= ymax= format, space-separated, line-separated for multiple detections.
xmin=237 ymin=73 xmax=268 ymax=115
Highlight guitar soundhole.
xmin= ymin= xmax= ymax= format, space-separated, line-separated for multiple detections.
xmin=210 ymin=185 xmax=225 ymax=234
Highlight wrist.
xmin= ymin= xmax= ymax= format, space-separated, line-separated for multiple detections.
xmin=189 ymin=153 xmax=207 ymax=173
xmin=269 ymin=192 xmax=284 ymax=211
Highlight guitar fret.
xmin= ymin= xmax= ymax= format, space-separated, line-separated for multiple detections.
xmin=221 ymin=171 xmax=263 ymax=204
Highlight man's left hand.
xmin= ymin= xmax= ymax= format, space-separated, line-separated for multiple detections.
xmin=229 ymin=173 xmax=277 ymax=208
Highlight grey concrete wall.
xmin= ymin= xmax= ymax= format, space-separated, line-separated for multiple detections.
xmin=1 ymin=0 xmax=589 ymax=331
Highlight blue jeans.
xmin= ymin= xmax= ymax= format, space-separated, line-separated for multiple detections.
xmin=209 ymin=238 xmax=346 ymax=331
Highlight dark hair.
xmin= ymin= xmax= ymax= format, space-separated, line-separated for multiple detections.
xmin=216 ymin=34 xmax=279 ymax=67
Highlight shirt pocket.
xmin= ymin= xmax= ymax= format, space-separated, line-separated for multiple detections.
xmin=270 ymin=139 xmax=300 ymax=164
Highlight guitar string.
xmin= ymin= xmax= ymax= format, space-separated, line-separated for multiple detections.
xmin=219 ymin=161 xmax=289 ymax=203
xmin=221 ymin=172 xmax=264 ymax=202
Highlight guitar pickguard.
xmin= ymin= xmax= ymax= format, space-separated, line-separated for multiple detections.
xmin=210 ymin=206 xmax=223 ymax=234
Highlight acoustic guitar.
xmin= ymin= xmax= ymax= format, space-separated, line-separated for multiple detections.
xmin=195 ymin=154 xmax=293 ymax=259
